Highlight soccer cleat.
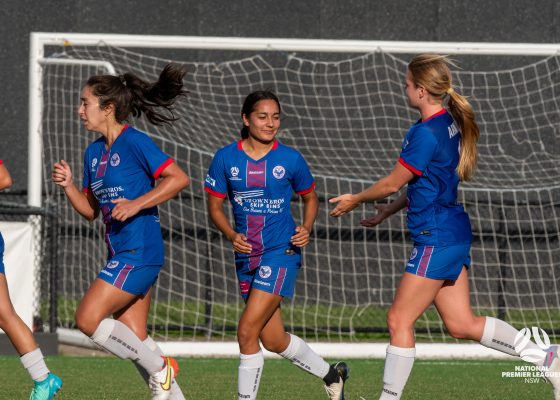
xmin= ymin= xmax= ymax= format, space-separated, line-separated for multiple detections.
xmin=149 ymin=356 xmax=179 ymax=400
xmin=545 ymin=346 xmax=560 ymax=400
xmin=324 ymin=362 xmax=349 ymax=400
xmin=29 ymin=373 xmax=62 ymax=400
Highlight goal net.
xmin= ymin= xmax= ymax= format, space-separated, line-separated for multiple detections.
xmin=36 ymin=37 xmax=560 ymax=343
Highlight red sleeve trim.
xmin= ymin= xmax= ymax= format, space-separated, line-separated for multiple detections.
xmin=82 ymin=187 xmax=90 ymax=194
xmin=204 ymin=186 xmax=227 ymax=199
xmin=297 ymin=182 xmax=316 ymax=195
xmin=153 ymin=158 xmax=174 ymax=179
xmin=0 ymin=160 xmax=3 ymax=165
xmin=399 ymin=157 xmax=422 ymax=176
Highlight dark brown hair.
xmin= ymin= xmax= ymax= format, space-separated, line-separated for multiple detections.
xmin=86 ymin=63 xmax=187 ymax=126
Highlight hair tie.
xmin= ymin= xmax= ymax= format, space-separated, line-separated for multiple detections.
xmin=446 ymin=87 xmax=454 ymax=95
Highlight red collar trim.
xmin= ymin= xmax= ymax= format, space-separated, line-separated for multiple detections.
xmin=422 ymin=108 xmax=447 ymax=122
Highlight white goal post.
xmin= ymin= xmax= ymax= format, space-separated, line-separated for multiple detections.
xmin=29 ymin=32 xmax=560 ymax=358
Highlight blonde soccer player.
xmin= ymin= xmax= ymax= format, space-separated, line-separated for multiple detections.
xmin=330 ymin=54 xmax=560 ymax=399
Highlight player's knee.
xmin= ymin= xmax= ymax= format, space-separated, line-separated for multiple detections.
xmin=445 ymin=318 xmax=480 ymax=340
xmin=261 ymin=338 xmax=287 ymax=354
xmin=237 ymin=323 xmax=258 ymax=348
xmin=75 ymin=310 xmax=100 ymax=337
xmin=386 ymin=308 xmax=413 ymax=335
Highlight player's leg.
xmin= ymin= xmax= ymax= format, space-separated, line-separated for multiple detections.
xmin=75 ymin=278 xmax=176 ymax=400
xmin=237 ymin=288 xmax=283 ymax=400
xmin=0 ymin=274 xmax=62 ymax=399
xmin=434 ymin=267 xmax=560 ymax=396
xmin=260 ymin=307 xmax=348 ymax=400
xmin=115 ymin=287 xmax=185 ymax=400
xmin=379 ymin=272 xmax=444 ymax=400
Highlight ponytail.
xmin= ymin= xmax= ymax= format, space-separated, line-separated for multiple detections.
xmin=447 ymin=89 xmax=480 ymax=181
xmin=86 ymin=63 xmax=187 ymax=126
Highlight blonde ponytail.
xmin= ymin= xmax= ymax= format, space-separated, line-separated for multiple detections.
xmin=447 ymin=89 xmax=480 ymax=181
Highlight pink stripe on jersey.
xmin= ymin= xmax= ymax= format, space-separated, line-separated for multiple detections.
xmin=247 ymin=215 xmax=265 ymax=271
xmin=417 ymin=246 xmax=434 ymax=277
xmin=246 ymin=160 xmax=266 ymax=188
xmin=95 ymin=152 xmax=110 ymax=178
xmin=114 ymin=264 xmax=133 ymax=289
xmin=273 ymin=267 xmax=287 ymax=295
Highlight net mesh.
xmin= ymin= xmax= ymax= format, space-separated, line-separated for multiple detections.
xmin=39 ymin=44 xmax=560 ymax=341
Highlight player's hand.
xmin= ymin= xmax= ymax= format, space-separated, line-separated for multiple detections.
xmin=52 ymin=160 xmax=73 ymax=188
xmin=360 ymin=204 xmax=391 ymax=228
xmin=111 ymin=198 xmax=141 ymax=222
xmin=329 ymin=193 xmax=359 ymax=217
xmin=230 ymin=233 xmax=252 ymax=254
xmin=291 ymin=226 xmax=310 ymax=247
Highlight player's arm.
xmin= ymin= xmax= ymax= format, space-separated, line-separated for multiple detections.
xmin=0 ymin=162 xmax=13 ymax=191
xmin=291 ymin=189 xmax=319 ymax=248
xmin=52 ymin=160 xmax=99 ymax=221
xmin=360 ymin=190 xmax=407 ymax=228
xmin=207 ymin=195 xmax=251 ymax=254
xmin=329 ymin=162 xmax=414 ymax=217
xmin=111 ymin=162 xmax=189 ymax=222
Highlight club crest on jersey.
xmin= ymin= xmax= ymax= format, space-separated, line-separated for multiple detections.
xmin=259 ymin=266 xmax=272 ymax=279
xmin=272 ymin=165 xmax=285 ymax=179
xmin=110 ymin=153 xmax=121 ymax=167
xmin=410 ymin=247 xmax=418 ymax=260
xmin=106 ymin=260 xmax=119 ymax=269
xmin=91 ymin=157 xmax=98 ymax=170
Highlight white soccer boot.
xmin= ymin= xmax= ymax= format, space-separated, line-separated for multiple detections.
xmin=149 ymin=356 xmax=179 ymax=400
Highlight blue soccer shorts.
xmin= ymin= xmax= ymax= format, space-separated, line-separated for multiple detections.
xmin=405 ymin=244 xmax=471 ymax=281
xmin=236 ymin=261 xmax=300 ymax=299
xmin=97 ymin=259 xmax=161 ymax=295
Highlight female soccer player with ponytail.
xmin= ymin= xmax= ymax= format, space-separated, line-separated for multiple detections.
xmin=52 ymin=64 xmax=190 ymax=400
xmin=330 ymin=54 xmax=560 ymax=399
xmin=0 ymin=161 xmax=62 ymax=399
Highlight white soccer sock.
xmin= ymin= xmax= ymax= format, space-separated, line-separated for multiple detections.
xmin=480 ymin=316 xmax=546 ymax=365
xmin=238 ymin=351 xmax=264 ymax=400
xmin=20 ymin=348 xmax=49 ymax=382
xmin=136 ymin=336 xmax=185 ymax=400
xmin=90 ymin=319 xmax=163 ymax=374
xmin=279 ymin=333 xmax=330 ymax=379
xmin=379 ymin=345 xmax=415 ymax=400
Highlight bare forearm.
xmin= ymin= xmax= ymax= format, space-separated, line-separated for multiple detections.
xmin=386 ymin=191 xmax=408 ymax=215
xmin=301 ymin=193 xmax=319 ymax=232
xmin=133 ymin=174 xmax=189 ymax=211
xmin=208 ymin=203 xmax=237 ymax=241
xmin=354 ymin=177 xmax=401 ymax=205
xmin=64 ymin=184 xmax=97 ymax=221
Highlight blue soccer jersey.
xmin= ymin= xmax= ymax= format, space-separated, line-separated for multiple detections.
xmin=82 ymin=125 xmax=173 ymax=265
xmin=398 ymin=109 xmax=472 ymax=246
xmin=204 ymin=140 xmax=315 ymax=269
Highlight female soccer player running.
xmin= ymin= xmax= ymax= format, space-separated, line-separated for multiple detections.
xmin=52 ymin=64 xmax=190 ymax=400
xmin=205 ymin=90 xmax=348 ymax=400
xmin=0 ymin=161 xmax=62 ymax=399
xmin=330 ymin=54 xmax=560 ymax=399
